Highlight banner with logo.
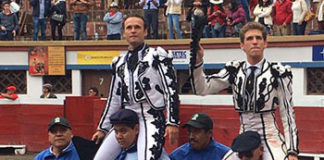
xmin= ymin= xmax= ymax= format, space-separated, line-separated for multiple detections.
xmin=77 ymin=51 xmax=120 ymax=65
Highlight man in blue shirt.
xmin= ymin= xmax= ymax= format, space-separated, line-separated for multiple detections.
xmin=169 ymin=113 xmax=231 ymax=160
xmin=103 ymin=2 xmax=122 ymax=40
xmin=139 ymin=0 xmax=159 ymax=39
xmin=34 ymin=117 xmax=80 ymax=160
xmin=110 ymin=109 xmax=170 ymax=160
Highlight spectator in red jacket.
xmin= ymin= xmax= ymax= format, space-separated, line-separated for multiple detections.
xmin=204 ymin=0 xmax=227 ymax=38
xmin=0 ymin=85 xmax=18 ymax=100
xmin=273 ymin=0 xmax=293 ymax=36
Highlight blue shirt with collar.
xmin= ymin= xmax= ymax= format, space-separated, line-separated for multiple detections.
xmin=169 ymin=138 xmax=230 ymax=160
xmin=34 ymin=142 xmax=80 ymax=160
xmin=115 ymin=143 xmax=170 ymax=160
xmin=139 ymin=0 xmax=159 ymax=10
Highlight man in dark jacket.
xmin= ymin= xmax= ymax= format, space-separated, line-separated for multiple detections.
xmin=30 ymin=0 xmax=51 ymax=40
xmin=0 ymin=1 xmax=18 ymax=40
xmin=40 ymin=83 xmax=57 ymax=99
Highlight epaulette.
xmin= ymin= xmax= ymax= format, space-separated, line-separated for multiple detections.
xmin=154 ymin=47 xmax=173 ymax=59
xmin=112 ymin=56 xmax=121 ymax=65
xmin=271 ymin=62 xmax=292 ymax=78
xmin=152 ymin=47 xmax=173 ymax=69
xmin=225 ymin=60 xmax=242 ymax=69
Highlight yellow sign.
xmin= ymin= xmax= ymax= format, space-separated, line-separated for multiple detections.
xmin=48 ymin=46 xmax=65 ymax=75
xmin=77 ymin=51 xmax=120 ymax=64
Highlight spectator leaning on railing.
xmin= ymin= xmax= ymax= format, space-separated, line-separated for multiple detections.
xmin=103 ymin=2 xmax=122 ymax=40
xmin=40 ymin=83 xmax=57 ymax=99
xmin=0 ymin=85 xmax=18 ymax=100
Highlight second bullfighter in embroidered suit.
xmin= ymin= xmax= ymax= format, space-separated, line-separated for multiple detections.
xmin=191 ymin=22 xmax=298 ymax=160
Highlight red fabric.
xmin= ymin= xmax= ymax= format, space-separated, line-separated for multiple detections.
xmin=249 ymin=0 xmax=258 ymax=10
xmin=109 ymin=11 xmax=116 ymax=17
xmin=274 ymin=0 xmax=293 ymax=25
xmin=6 ymin=86 xmax=16 ymax=91
xmin=0 ymin=94 xmax=18 ymax=100
xmin=207 ymin=5 xmax=227 ymax=26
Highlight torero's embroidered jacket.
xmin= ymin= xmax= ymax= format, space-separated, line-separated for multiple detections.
xmin=98 ymin=44 xmax=179 ymax=132
xmin=191 ymin=59 xmax=299 ymax=154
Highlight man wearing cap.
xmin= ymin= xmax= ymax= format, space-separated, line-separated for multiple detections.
xmin=34 ymin=117 xmax=80 ymax=160
xmin=103 ymin=2 xmax=122 ymax=40
xmin=109 ymin=109 xmax=170 ymax=160
xmin=224 ymin=131 xmax=263 ymax=160
xmin=40 ymin=83 xmax=57 ymax=99
xmin=0 ymin=85 xmax=18 ymax=100
xmin=191 ymin=22 xmax=298 ymax=159
xmin=169 ymin=113 xmax=230 ymax=160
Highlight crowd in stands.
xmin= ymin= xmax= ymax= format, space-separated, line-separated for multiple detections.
xmin=0 ymin=0 xmax=322 ymax=40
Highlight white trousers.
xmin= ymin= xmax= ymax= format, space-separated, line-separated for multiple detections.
xmin=240 ymin=112 xmax=288 ymax=160
xmin=94 ymin=104 xmax=166 ymax=160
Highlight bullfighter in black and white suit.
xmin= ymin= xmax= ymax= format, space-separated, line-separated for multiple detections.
xmin=191 ymin=22 xmax=298 ymax=160
xmin=92 ymin=14 xmax=179 ymax=160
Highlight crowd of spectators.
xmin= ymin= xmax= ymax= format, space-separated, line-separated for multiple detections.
xmin=0 ymin=0 xmax=323 ymax=40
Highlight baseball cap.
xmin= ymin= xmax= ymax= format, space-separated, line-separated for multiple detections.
xmin=231 ymin=131 xmax=261 ymax=152
xmin=110 ymin=2 xmax=118 ymax=8
xmin=110 ymin=109 xmax=139 ymax=125
xmin=43 ymin=83 xmax=53 ymax=90
xmin=210 ymin=0 xmax=223 ymax=4
xmin=183 ymin=113 xmax=213 ymax=130
xmin=7 ymin=85 xmax=16 ymax=91
xmin=48 ymin=117 xmax=71 ymax=131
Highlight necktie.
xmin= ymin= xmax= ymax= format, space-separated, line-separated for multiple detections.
xmin=127 ymin=52 xmax=138 ymax=72
xmin=117 ymin=149 xmax=127 ymax=160
xmin=147 ymin=1 xmax=151 ymax=9
xmin=116 ymin=143 xmax=137 ymax=160
xmin=246 ymin=66 xmax=257 ymax=95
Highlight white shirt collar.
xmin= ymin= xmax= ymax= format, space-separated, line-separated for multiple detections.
xmin=246 ymin=58 xmax=265 ymax=70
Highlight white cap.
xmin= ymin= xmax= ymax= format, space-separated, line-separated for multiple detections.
xmin=210 ymin=0 xmax=223 ymax=4
xmin=110 ymin=2 xmax=118 ymax=8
